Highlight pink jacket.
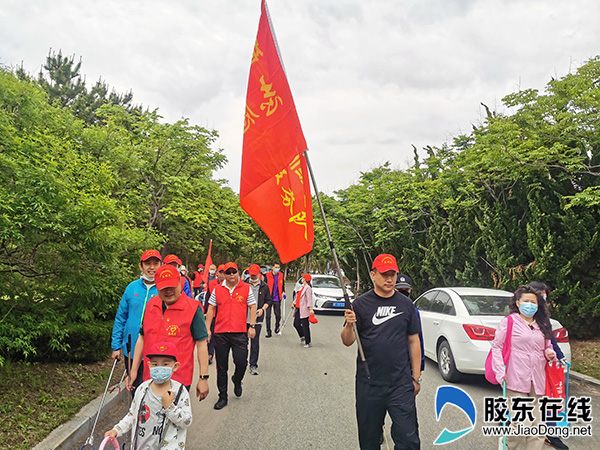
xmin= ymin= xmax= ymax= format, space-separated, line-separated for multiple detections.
xmin=491 ymin=313 xmax=553 ymax=395
xmin=298 ymin=284 xmax=313 ymax=319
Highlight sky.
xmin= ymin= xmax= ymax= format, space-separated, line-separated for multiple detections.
xmin=1 ymin=0 xmax=599 ymax=194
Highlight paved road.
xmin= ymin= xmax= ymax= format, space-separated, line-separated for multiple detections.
xmin=77 ymin=283 xmax=600 ymax=449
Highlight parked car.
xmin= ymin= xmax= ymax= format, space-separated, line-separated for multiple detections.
xmin=259 ymin=264 xmax=272 ymax=275
xmin=293 ymin=274 xmax=355 ymax=311
xmin=414 ymin=287 xmax=571 ymax=382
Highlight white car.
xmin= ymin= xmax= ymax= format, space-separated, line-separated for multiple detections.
xmin=414 ymin=287 xmax=571 ymax=382
xmin=293 ymin=274 xmax=355 ymax=312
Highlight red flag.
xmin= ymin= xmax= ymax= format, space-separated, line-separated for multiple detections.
xmin=201 ymin=240 xmax=213 ymax=286
xmin=240 ymin=0 xmax=314 ymax=264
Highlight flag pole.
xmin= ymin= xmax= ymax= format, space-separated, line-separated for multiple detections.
xmin=304 ymin=149 xmax=370 ymax=378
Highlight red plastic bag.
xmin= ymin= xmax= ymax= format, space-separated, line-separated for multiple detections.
xmin=545 ymin=360 xmax=565 ymax=400
xmin=308 ymin=313 xmax=318 ymax=324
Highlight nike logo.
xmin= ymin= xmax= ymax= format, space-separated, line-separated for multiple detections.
xmin=372 ymin=306 xmax=404 ymax=325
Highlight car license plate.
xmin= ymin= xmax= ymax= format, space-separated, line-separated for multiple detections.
xmin=333 ymin=302 xmax=345 ymax=307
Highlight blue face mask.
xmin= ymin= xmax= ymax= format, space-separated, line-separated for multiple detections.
xmin=519 ymin=302 xmax=538 ymax=318
xmin=150 ymin=366 xmax=173 ymax=384
xmin=273 ymin=268 xmax=280 ymax=274
xmin=209 ymin=270 xmax=216 ymax=275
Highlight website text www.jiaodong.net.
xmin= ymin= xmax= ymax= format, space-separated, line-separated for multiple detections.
xmin=481 ymin=423 xmax=593 ymax=439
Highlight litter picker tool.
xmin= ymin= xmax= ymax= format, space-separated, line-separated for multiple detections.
xmin=277 ymin=306 xmax=295 ymax=336
xmin=80 ymin=358 xmax=119 ymax=449
xmin=109 ymin=370 xmax=126 ymax=395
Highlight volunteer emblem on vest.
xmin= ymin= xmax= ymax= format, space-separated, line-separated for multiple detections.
xmin=166 ymin=324 xmax=181 ymax=336
xmin=235 ymin=293 xmax=245 ymax=302
xmin=372 ymin=306 xmax=404 ymax=325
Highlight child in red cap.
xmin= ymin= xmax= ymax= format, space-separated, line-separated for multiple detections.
xmin=105 ymin=341 xmax=192 ymax=449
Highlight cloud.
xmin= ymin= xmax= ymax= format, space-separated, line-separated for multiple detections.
xmin=1 ymin=0 xmax=599 ymax=194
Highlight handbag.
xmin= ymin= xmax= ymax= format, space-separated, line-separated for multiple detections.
xmin=485 ymin=315 xmax=513 ymax=385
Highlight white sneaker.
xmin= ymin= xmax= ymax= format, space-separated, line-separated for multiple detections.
xmin=303 ymin=343 xmax=311 ymax=348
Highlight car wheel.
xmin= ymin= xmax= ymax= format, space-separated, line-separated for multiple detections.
xmin=437 ymin=340 xmax=461 ymax=382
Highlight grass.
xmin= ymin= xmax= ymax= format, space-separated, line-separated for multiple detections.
xmin=2 ymin=338 xmax=600 ymax=449
xmin=570 ymin=337 xmax=600 ymax=380
xmin=0 ymin=357 xmax=123 ymax=450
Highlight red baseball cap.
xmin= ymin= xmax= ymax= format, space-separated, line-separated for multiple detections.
xmin=217 ymin=264 xmax=225 ymax=272
xmin=248 ymin=264 xmax=261 ymax=275
xmin=224 ymin=262 xmax=238 ymax=272
xmin=198 ymin=264 xmax=204 ymax=269
xmin=155 ymin=265 xmax=181 ymax=290
xmin=146 ymin=341 xmax=178 ymax=361
xmin=141 ymin=249 xmax=162 ymax=262
xmin=302 ymin=273 xmax=312 ymax=282
xmin=163 ymin=254 xmax=182 ymax=265
xmin=372 ymin=254 xmax=399 ymax=273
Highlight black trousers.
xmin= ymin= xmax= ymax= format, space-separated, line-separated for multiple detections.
xmin=266 ymin=300 xmax=282 ymax=332
xmin=213 ymin=332 xmax=248 ymax=400
xmin=207 ymin=320 xmax=215 ymax=358
xmin=293 ymin=309 xmax=311 ymax=344
xmin=355 ymin=379 xmax=420 ymax=450
xmin=248 ymin=323 xmax=262 ymax=367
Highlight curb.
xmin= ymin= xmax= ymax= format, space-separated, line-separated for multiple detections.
xmin=569 ymin=369 xmax=600 ymax=389
xmin=32 ymin=386 xmax=126 ymax=450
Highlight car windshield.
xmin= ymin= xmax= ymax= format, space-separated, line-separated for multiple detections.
xmin=313 ymin=277 xmax=342 ymax=288
xmin=461 ymin=295 xmax=511 ymax=316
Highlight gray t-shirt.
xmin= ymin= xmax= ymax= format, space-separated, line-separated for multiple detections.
xmin=248 ymin=281 xmax=262 ymax=324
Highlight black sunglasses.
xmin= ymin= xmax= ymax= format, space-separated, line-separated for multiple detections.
xmin=225 ymin=270 xmax=238 ymax=275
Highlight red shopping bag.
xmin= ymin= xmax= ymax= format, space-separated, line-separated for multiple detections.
xmin=545 ymin=360 xmax=565 ymax=401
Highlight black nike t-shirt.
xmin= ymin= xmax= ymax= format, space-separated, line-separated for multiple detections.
xmin=352 ymin=289 xmax=421 ymax=385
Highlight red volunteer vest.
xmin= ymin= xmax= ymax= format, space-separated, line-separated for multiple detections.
xmin=208 ymin=278 xmax=219 ymax=295
xmin=213 ymin=281 xmax=251 ymax=333
xmin=265 ymin=272 xmax=284 ymax=299
xmin=142 ymin=293 xmax=198 ymax=386
xmin=193 ymin=271 xmax=202 ymax=288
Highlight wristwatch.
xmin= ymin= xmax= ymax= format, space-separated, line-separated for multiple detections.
xmin=412 ymin=376 xmax=422 ymax=384
xmin=249 ymin=324 xmax=256 ymax=328
xmin=199 ymin=374 xmax=209 ymax=380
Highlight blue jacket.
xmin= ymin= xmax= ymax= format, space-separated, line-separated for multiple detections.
xmin=111 ymin=278 xmax=158 ymax=358
xmin=182 ymin=277 xmax=192 ymax=297
xmin=551 ymin=336 xmax=565 ymax=360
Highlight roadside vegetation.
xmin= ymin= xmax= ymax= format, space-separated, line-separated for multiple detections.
xmin=0 ymin=358 xmax=120 ymax=449
xmin=312 ymin=57 xmax=600 ymax=339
